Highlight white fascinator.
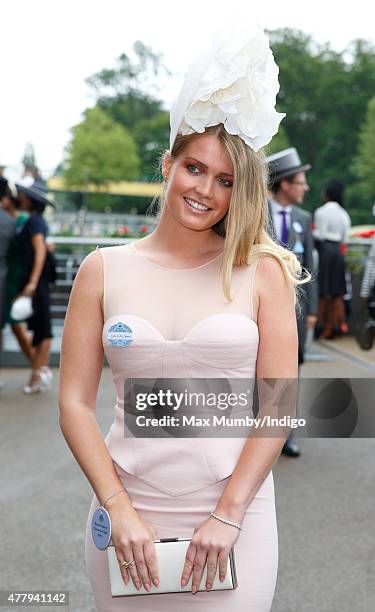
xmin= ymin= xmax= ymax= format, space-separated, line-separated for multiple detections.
xmin=170 ymin=25 xmax=285 ymax=152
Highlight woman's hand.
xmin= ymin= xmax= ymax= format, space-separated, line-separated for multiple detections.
xmin=180 ymin=516 xmax=241 ymax=593
xmin=108 ymin=498 xmax=160 ymax=592
xmin=21 ymin=281 xmax=37 ymax=296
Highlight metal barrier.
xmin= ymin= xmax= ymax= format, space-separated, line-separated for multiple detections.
xmin=49 ymin=237 xmax=133 ymax=328
xmin=1 ymin=236 xmax=373 ymax=365
xmin=48 ymin=236 xmax=373 ymax=328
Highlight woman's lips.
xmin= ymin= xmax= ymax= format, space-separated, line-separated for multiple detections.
xmin=183 ymin=196 xmax=212 ymax=214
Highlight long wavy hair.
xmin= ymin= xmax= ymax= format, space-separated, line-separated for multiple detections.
xmin=153 ymin=124 xmax=310 ymax=304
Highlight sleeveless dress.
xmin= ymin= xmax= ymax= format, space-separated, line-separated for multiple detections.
xmin=85 ymin=243 xmax=278 ymax=611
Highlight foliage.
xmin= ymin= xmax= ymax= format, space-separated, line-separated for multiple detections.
xmin=63 ymin=107 xmax=140 ymax=188
xmin=60 ymin=32 xmax=375 ymax=222
xmin=22 ymin=143 xmax=38 ymax=173
xmin=86 ymin=41 xmax=171 ymax=181
xmin=264 ymin=124 xmax=291 ymax=156
xmin=269 ymin=29 xmax=375 ymax=221
xmin=352 ymin=96 xmax=375 ymax=201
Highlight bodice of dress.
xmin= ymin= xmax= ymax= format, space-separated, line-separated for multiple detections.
xmin=99 ymin=243 xmax=260 ymax=495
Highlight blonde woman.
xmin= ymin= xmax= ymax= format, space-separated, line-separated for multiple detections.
xmin=59 ymin=28 xmax=309 ymax=611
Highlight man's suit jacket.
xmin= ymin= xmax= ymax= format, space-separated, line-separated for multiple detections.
xmin=267 ymin=201 xmax=318 ymax=360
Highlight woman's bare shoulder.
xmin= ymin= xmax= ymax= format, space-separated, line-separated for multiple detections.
xmin=254 ymin=255 xmax=293 ymax=303
xmin=73 ymin=249 xmax=104 ymax=297
xmin=256 ymin=254 xmax=287 ymax=280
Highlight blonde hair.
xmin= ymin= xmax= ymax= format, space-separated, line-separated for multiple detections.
xmin=153 ymin=125 xmax=311 ymax=304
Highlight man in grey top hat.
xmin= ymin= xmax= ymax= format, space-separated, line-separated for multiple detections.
xmin=0 ymin=178 xmax=16 ymax=381
xmin=266 ymin=148 xmax=318 ymax=456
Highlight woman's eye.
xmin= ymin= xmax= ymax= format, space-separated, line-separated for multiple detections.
xmin=219 ymin=178 xmax=233 ymax=188
xmin=187 ymin=164 xmax=200 ymax=173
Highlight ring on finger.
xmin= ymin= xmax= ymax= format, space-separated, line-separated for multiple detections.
xmin=120 ymin=559 xmax=135 ymax=569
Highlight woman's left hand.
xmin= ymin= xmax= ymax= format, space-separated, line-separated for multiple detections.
xmin=21 ymin=281 xmax=37 ymax=297
xmin=180 ymin=515 xmax=241 ymax=593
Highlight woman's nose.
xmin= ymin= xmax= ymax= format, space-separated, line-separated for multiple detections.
xmin=196 ymin=175 xmax=214 ymax=198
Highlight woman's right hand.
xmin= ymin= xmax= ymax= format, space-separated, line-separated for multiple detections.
xmin=107 ymin=498 xmax=160 ymax=592
xmin=21 ymin=281 xmax=37 ymax=297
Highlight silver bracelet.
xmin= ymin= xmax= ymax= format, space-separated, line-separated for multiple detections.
xmin=210 ymin=512 xmax=242 ymax=531
xmin=102 ymin=489 xmax=126 ymax=509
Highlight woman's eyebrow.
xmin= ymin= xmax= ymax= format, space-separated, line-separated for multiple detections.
xmin=184 ymin=156 xmax=234 ymax=178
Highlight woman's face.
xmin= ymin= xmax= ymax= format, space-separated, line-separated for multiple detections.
xmin=0 ymin=195 xmax=14 ymax=213
xmin=162 ymin=133 xmax=234 ymax=231
xmin=18 ymin=192 xmax=32 ymax=211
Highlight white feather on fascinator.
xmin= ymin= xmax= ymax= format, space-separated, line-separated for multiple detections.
xmin=170 ymin=25 xmax=285 ymax=152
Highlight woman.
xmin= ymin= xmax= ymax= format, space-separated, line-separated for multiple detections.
xmin=16 ymin=182 xmax=54 ymax=393
xmin=0 ymin=179 xmax=35 ymax=364
xmin=313 ymin=179 xmax=351 ymax=339
xmin=59 ymin=28 xmax=308 ymax=611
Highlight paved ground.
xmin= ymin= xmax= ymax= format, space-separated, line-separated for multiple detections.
xmin=0 ymin=338 xmax=374 ymax=611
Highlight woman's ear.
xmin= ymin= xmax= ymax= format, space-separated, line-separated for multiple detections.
xmin=162 ymin=152 xmax=172 ymax=181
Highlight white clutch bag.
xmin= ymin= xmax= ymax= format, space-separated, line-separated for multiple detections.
xmin=10 ymin=296 xmax=33 ymax=321
xmin=107 ymin=538 xmax=238 ymax=596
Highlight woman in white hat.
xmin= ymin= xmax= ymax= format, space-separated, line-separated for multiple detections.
xmin=59 ymin=27 xmax=309 ymax=611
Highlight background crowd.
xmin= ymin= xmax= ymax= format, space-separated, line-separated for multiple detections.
xmin=0 ymin=177 xmax=55 ymax=393
xmin=1 ymin=28 xmax=375 ymax=457
xmin=1 ymin=148 xmax=375 ymax=414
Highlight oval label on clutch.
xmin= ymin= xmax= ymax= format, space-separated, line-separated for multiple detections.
xmin=107 ymin=322 xmax=133 ymax=347
xmin=91 ymin=507 xmax=112 ymax=549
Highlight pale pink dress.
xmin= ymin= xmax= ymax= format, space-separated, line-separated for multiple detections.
xmin=85 ymin=243 xmax=278 ymax=611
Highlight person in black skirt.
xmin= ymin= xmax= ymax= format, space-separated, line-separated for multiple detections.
xmin=313 ymin=179 xmax=351 ymax=339
xmin=16 ymin=182 xmax=55 ymax=393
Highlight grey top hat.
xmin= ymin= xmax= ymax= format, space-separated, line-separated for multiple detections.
xmin=266 ymin=147 xmax=311 ymax=182
xmin=16 ymin=180 xmax=55 ymax=208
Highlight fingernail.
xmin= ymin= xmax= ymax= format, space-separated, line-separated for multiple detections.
xmin=181 ymin=579 xmax=186 ymax=587
xmin=153 ymin=578 xmax=159 ymax=587
xmin=145 ymin=583 xmax=150 ymax=592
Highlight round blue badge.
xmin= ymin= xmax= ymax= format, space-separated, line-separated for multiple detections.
xmin=293 ymin=240 xmax=305 ymax=254
xmin=91 ymin=507 xmax=112 ymax=550
xmin=107 ymin=322 xmax=133 ymax=347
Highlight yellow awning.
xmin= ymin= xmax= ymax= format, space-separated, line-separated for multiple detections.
xmin=47 ymin=176 xmax=163 ymax=197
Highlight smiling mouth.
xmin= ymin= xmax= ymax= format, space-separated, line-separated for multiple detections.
xmin=184 ymin=197 xmax=212 ymax=212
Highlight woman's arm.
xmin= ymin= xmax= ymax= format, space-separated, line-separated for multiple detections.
xmin=180 ymin=256 xmax=298 ymax=592
xmin=312 ymin=207 xmax=325 ymax=241
xmin=21 ymin=233 xmax=47 ymax=296
xmin=59 ymin=250 xmax=159 ymax=592
xmin=213 ymin=255 xmax=299 ymax=521
xmin=59 ymin=250 xmax=121 ymax=502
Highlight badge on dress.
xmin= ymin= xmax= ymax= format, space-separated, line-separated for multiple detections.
xmin=91 ymin=507 xmax=112 ymax=550
xmin=107 ymin=322 xmax=133 ymax=347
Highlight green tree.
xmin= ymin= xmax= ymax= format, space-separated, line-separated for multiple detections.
xmin=269 ymin=29 xmax=375 ymax=221
xmin=63 ymin=106 xmax=140 ymax=187
xmin=86 ymin=41 xmax=171 ymax=180
xmin=132 ymin=111 xmax=170 ymax=179
xmin=352 ymin=96 xmax=375 ymax=201
xmin=265 ymin=124 xmax=291 ymax=156
xmin=22 ymin=142 xmax=38 ymax=174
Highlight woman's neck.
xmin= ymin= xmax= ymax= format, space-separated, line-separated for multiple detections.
xmin=149 ymin=208 xmax=225 ymax=258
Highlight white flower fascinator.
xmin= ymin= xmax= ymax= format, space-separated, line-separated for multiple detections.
xmin=170 ymin=26 xmax=285 ymax=152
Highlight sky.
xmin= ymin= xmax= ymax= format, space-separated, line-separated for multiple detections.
xmin=1 ymin=0 xmax=374 ymax=179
